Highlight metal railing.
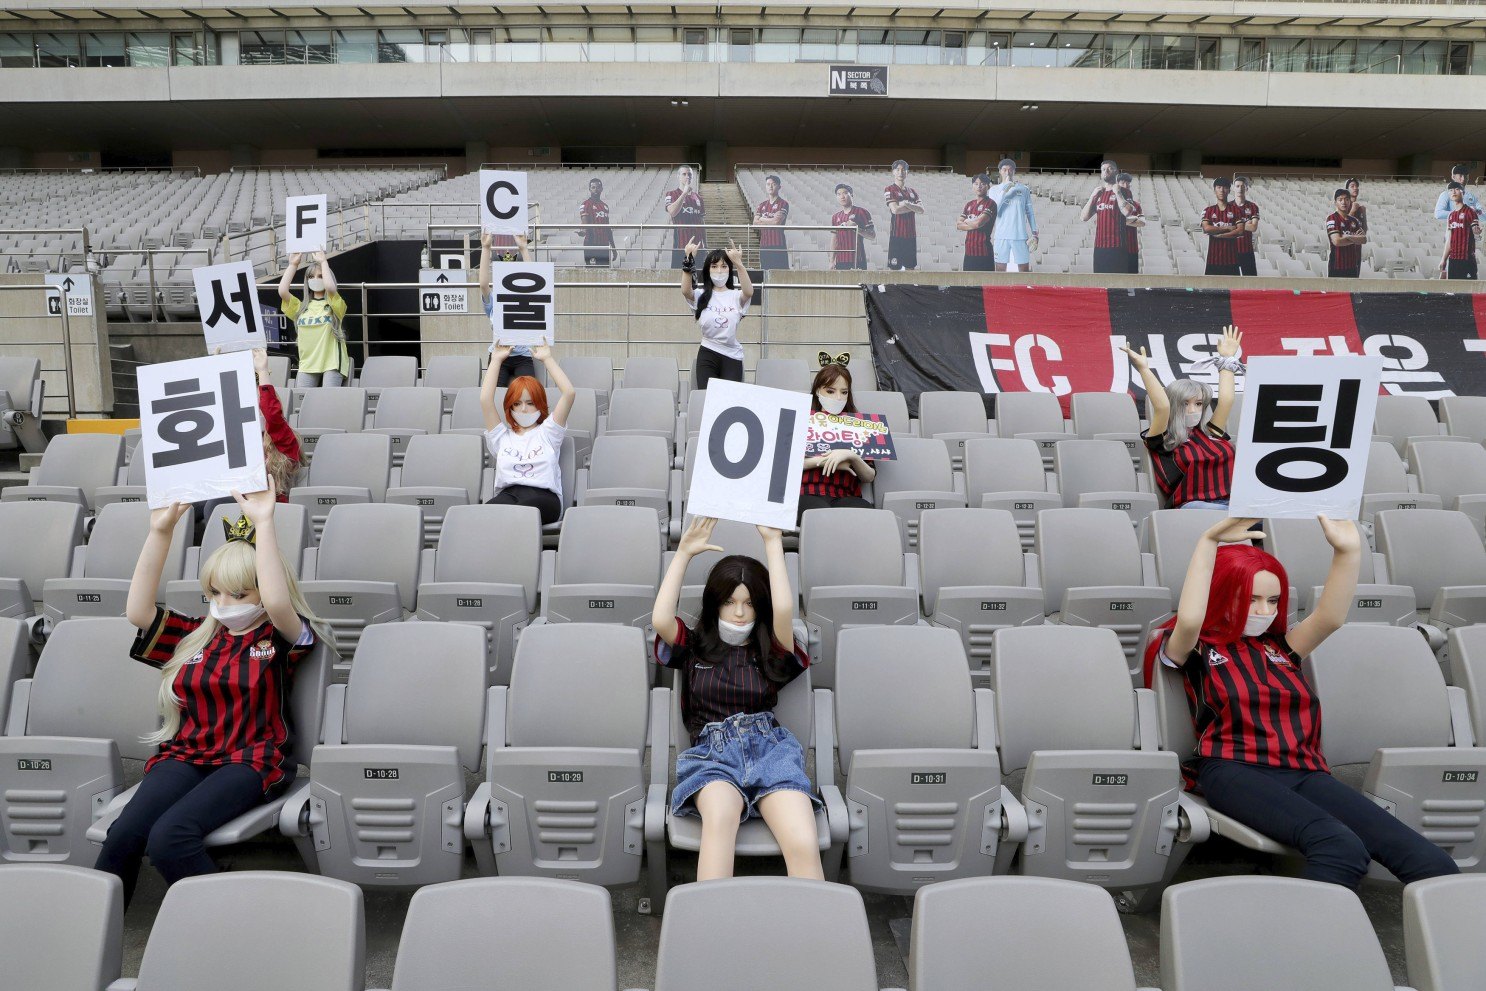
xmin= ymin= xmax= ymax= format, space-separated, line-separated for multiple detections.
xmin=0 ymin=282 xmax=81 ymax=418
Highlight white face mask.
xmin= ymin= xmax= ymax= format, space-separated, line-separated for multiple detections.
xmin=717 ymin=618 xmax=755 ymax=647
xmin=307 ymin=277 xmax=325 ymax=293
xmin=211 ymin=601 xmax=266 ymax=632
xmin=818 ymin=394 xmax=848 ymax=415
xmin=511 ymin=408 xmax=541 ymax=428
xmin=1244 ymin=611 xmax=1276 ymax=638
xmin=709 ymin=271 xmax=729 ymax=287
xmin=1184 ymin=410 xmax=1203 ymax=428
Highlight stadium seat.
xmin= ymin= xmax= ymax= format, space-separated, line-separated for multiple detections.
xmin=446 ymin=386 xmax=487 ymax=436
xmin=908 ymin=876 xmax=1147 ymax=991
xmin=164 ymin=502 xmax=311 ymax=617
xmin=1160 ymin=877 xmax=1397 ymax=991
xmin=620 ymin=355 xmax=681 ymax=403
xmin=1306 ymin=624 xmax=1483 ymax=872
xmin=1374 ymin=394 xmax=1455 ymax=456
xmin=92 ymin=453 xmax=148 ymax=510
xmin=385 ymin=433 xmax=484 ymax=546
xmin=1441 ymin=395 xmax=1486 ymax=445
xmin=653 ymin=878 xmax=879 ymax=991
xmin=0 ymin=356 xmax=47 ymax=454
xmin=962 ymin=437 xmax=1059 ymax=548
xmin=355 ymin=354 xmax=419 ymax=408
xmin=561 ymin=356 xmax=614 ymax=415
xmin=370 ymin=877 xmax=619 ymax=991
xmin=292 ymin=386 xmax=367 ymax=457
xmin=1071 ymin=390 xmax=1143 ymax=459
xmin=283 ymin=622 xmax=486 ymax=887
xmin=992 ymin=625 xmax=1201 ymax=909
xmin=834 ymin=626 xmax=1006 ymax=894
xmin=0 ymin=618 xmax=159 ymax=866
xmin=603 ymin=386 xmax=676 ymax=445
xmin=1410 ymin=440 xmax=1486 ymax=537
xmin=265 ymin=353 xmax=291 ymax=389
xmin=755 ymin=357 xmax=811 ymax=392
xmin=1450 ymin=624 xmax=1486 ymax=743
xmin=869 ymin=435 xmax=966 ymax=548
xmin=0 ymin=500 xmax=84 ymax=620
xmin=672 ymin=388 xmax=707 ymax=468
xmin=917 ymin=508 xmax=1042 ymax=677
xmin=41 ymin=502 xmax=191 ymax=628
xmin=1146 ymin=507 xmax=1230 ymax=602
xmin=287 ymin=431 xmax=393 ymax=540
xmin=1404 ymin=874 xmax=1486 ymax=991
xmin=537 ymin=505 xmax=661 ymax=636
xmin=465 ymin=623 xmax=658 ymax=890
xmin=118 ymin=872 xmax=365 ymax=991
xmin=1264 ymin=517 xmax=1414 ymax=626
xmin=564 ymin=387 xmax=599 ymax=468
xmin=0 ymin=433 xmax=123 ymax=512
xmin=0 ymin=864 xmax=123 ymax=991
xmin=1052 ymin=438 xmax=1158 ymax=526
xmin=1361 ymin=439 xmax=1441 ymax=522
xmin=916 ymin=390 xmax=992 ymax=470
xmin=366 ymin=386 xmax=444 ymax=466
xmin=297 ymin=502 xmax=424 ymax=674
xmin=420 ymin=354 xmax=480 ymax=414
xmin=992 ymin=392 xmax=1067 ymax=466
xmin=0 ymin=617 xmax=26 ymax=723
xmin=1035 ymin=508 xmax=1170 ymax=678
xmin=579 ymin=434 xmax=675 ymax=534
xmin=416 ymin=503 xmax=540 ymax=684
xmin=854 ymin=389 xmax=915 ymax=436
xmin=1375 ymin=510 xmax=1486 ymax=640
xmin=797 ymin=507 xmax=920 ymax=688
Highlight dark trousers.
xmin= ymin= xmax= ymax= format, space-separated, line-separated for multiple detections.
xmin=94 ymin=759 xmax=268 ymax=906
xmin=1126 ymin=251 xmax=1141 ymax=274
xmin=497 ymin=354 xmax=537 ymax=387
xmin=1447 ymin=257 xmax=1478 ymax=280
xmin=1196 ymin=758 xmax=1459 ymax=889
xmin=1205 ymin=261 xmax=1242 ymax=276
xmin=887 ymin=235 xmax=917 ymax=271
xmin=487 ymin=483 xmax=562 ymax=526
xmin=694 ymin=346 xmax=744 ymax=391
xmin=796 ymin=493 xmax=873 ymax=526
xmin=760 ymin=247 xmax=790 ymax=271
xmin=963 ymin=254 xmax=995 ymax=272
xmin=1237 ymin=251 xmax=1258 ymax=276
xmin=1328 ymin=262 xmax=1360 ymax=279
xmin=583 ymin=247 xmax=613 ymax=266
xmin=1092 ymin=247 xmax=1126 ymax=273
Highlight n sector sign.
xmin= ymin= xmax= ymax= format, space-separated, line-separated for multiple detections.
xmin=419 ymin=269 xmax=469 ymax=314
xmin=43 ymin=273 xmax=94 ymax=317
xmin=829 ymin=65 xmax=888 ymax=96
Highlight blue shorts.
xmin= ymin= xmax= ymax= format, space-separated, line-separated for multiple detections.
xmin=994 ymin=239 xmax=1031 ymax=266
xmin=671 ymin=711 xmax=821 ymax=822
xmin=1181 ymin=499 xmax=1231 ymax=510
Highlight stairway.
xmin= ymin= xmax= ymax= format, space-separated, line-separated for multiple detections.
xmin=700 ymin=181 xmax=759 ymax=261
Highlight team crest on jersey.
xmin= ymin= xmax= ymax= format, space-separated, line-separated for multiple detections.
xmin=1206 ymin=647 xmax=1227 ymax=667
xmin=184 ymin=651 xmax=205 ymax=666
xmin=1264 ymin=646 xmax=1293 ymax=667
xmin=249 ymin=640 xmax=276 ymax=661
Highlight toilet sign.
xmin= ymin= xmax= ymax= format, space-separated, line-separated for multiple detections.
xmin=43 ymin=273 xmax=94 ymax=317
xmin=479 ymin=170 xmax=528 ymax=237
xmin=686 ymin=380 xmax=812 ymax=531
xmin=285 ymin=194 xmax=328 ymax=253
xmin=419 ymin=269 xmax=469 ymax=314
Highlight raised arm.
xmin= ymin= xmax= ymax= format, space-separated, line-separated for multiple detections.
xmin=1121 ymin=344 xmax=1169 ymax=436
xmin=1210 ymin=325 xmax=1241 ymax=433
xmin=654 ymin=517 xmax=723 ymax=646
xmin=1167 ymin=518 xmax=1265 ymax=662
xmin=725 ymin=242 xmax=753 ymax=304
xmin=478 ymin=231 xmax=493 ymax=300
xmin=758 ymin=526 xmax=794 ymax=646
xmin=1434 ymin=190 xmax=1452 ymax=222
xmin=1286 ymin=517 xmax=1361 ymax=658
xmin=313 ymin=251 xmax=337 ymax=296
xmin=480 ymin=341 xmax=512 ymax=432
xmin=679 ymin=238 xmax=699 ymax=306
xmin=232 ymin=482 xmax=302 ymax=643
xmin=1079 ymin=188 xmax=1102 ymax=223
xmin=126 ymin=503 xmax=189 ymax=629
xmin=277 ymin=252 xmax=302 ymax=303
xmin=533 ymin=340 xmax=575 ymax=426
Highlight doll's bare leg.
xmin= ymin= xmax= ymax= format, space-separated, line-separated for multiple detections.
xmin=694 ymin=781 xmax=746 ymax=881
xmin=757 ymin=790 xmax=824 ymax=880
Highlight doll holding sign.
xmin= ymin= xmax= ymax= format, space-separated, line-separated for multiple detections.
xmin=797 ymin=356 xmax=876 ymax=524
xmin=279 ymin=250 xmax=349 ymax=387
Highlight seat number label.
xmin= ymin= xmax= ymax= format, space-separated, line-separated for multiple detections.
xmin=456 ymin=598 xmax=483 ymax=607
xmin=1092 ymin=773 xmax=1129 ymax=786
xmin=1443 ymin=770 xmax=1479 ymax=783
xmin=1013 ymin=502 xmax=1034 ymax=510
xmin=1357 ymin=599 xmax=1382 ymax=609
xmin=77 ymin=594 xmax=101 ymax=603
xmin=548 ymin=771 xmax=584 ymax=783
xmin=615 ymin=499 xmax=636 ymax=506
xmin=980 ymin=601 xmax=1007 ymax=611
xmin=1109 ymin=601 xmax=1133 ymax=611
xmin=329 ymin=595 xmax=353 ymax=605
xmin=915 ymin=501 xmax=935 ymax=510
xmin=1112 ymin=502 xmax=1131 ymax=510
xmin=588 ymin=599 xmax=615 ymax=609
xmin=911 ymin=772 xmax=947 ymax=785
xmin=17 ymin=759 xmax=52 ymax=771
xmin=364 ymin=767 xmax=399 ymax=779
xmin=851 ymin=601 xmax=878 ymax=610
xmin=317 ymin=497 xmax=338 ymax=505
xmin=416 ymin=498 xmax=434 ymax=506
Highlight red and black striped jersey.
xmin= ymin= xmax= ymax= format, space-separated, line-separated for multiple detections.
xmin=831 ymin=207 xmax=873 ymax=267
xmin=131 ymin=608 xmax=315 ymax=792
xmin=665 ymin=188 xmax=706 ymax=248
xmin=578 ymin=197 xmax=613 ymax=247
xmin=884 ymin=183 xmax=920 ymax=238
xmin=1124 ymin=198 xmax=1143 ymax=255
xmin=1143 ymin=425 xmax=1235 ymax=507
xmin=656 ymin=618 xmax=808 ymax=745
xmin=1233 ymin=200 xmax=1260 ymax=254
xmin=1326 ymin=211 xmax=1363 ymax=270
xmin=1447 ymin=205 xmax=1480 ymax=261
xmin=1092 ymin=189 xmax=1125 ymax=248
xmin=800 ymin=459 xmax=869 ymax=500
xmin=1175 ymin=631 xmax=1328 ymax=788
xmin=961 ymin=196 xmax=996 ymax=257
xmin=755 ymin=197 xmax=790 ymax=248
xmin=1202 ymin=204 xmax=1243 ymax=266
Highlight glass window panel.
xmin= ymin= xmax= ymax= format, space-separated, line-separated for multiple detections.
xmin=36 ymin=32 xmax=81 ymax=67
xmin=287 ymin=30 xmax=333 ymax=65
xmin=1197 ymin=36 xmax=1220 ymax=71
xmin=1268 ymin=37 xmax=1306 ymax=72
xmin=1475 ymin=42 xmax=1486 ymax=76
xmin=83 ymin=33 xmax=126 ymax=67
xmin=0 ymin=33 xmax=32 ymax=68
xmin=1238 ymin=38 xmax=1264 ymax=70
xmin=1012 ymin=32 xmax=1054 ymax=68
xmin=977 ymin=32 xmax=1009 ymax=67
xmin=334 ymin=29 xmax=377 ymax=64
xmin=801 ymin=28 xmax=837 ymax=62
xmin=635 ymin=26 xmax=680 ymax=62
xmin=378 ymin=28 xmax=423 ymax=63
xmin=1448 ymin=41 xmax=1470 ymax=76
xmin=239 ymin=30 xmax=285 ymax=65
xmin=127 ymin=31 xmax=169 ymax=67
xmin=1356 ymin=38 xmax=1399 ymax=74
xmin=1156 ymin=35 xmax=1195 ymax=70
xmin=1058 ymin=32 xmax=1097 ymax=68
xmin=1401 ymin=40 xmax=1445 ymax=75
xmin=943 ymin=31 xmax=965 ymax=66
xmin=1309 ymin=38 xmax=1354 ymax=73
xmin=172 ymin=32 xmax=202 ymax=66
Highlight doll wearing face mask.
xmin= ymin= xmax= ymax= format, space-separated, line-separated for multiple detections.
xmin=682 ymin=240 xmax=754 ymax=390
xmin=479 ymin=338 xmax=577 ymax=527
xmin=797 ymin=359 xmax=877 ymax=525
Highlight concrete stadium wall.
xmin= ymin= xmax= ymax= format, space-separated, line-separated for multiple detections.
xmin=0 ymin=274 xmax=112 ymax=417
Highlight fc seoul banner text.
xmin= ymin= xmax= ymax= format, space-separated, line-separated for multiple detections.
xmin=864 ymin=284 xmax=1486 ymax=413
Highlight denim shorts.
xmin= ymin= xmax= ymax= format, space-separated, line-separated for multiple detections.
xmin=671 ymin=711 xmax=822 ymax=823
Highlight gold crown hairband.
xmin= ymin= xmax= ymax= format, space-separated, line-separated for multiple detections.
xmin=222 ymin=514 xmax=257 ymax=546
xmin=817 ymin=351 xmax=850 ymax=368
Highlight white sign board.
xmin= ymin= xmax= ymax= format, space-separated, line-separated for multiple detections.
xmin=43 ymin=273 xmax=94 ymax=317
xmin=479 ymin=170 xmax=528 ymax=236
xmin=138 ymin=351 xmax=267 ymax=509
xmin=285 ymin=194 xmax=328 ymax=253
xmin=1228 ymin=356 xmax=1383 ymax=520
xmin=419 ymin=268 xmax=469 ymax=314
xmin=193 ymin=260 xmax=267 ymax=353
xmin=686 ymin=380 xmax=811 ymax=531
xmin=487 ymin=261 xmax=554 ymax=347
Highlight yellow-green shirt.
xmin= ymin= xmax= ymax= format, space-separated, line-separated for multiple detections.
xmin=282 ymin=293 xmax=350 ymax=377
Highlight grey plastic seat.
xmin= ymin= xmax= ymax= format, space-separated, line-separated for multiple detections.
xmin=0 ymin=500 xmax=84 ymax=619
xmin=367 ymin=386 xmax=444 ymax=467
xmin=917 ymin=508 xmax=1042 ymax=676
xmin=994 ymin=391 xmax=1067 ymax=466
xmin=909 ymin=876 xmax=1146 ymax=991
xmin=373 ymin=877 xmax=618 ymax=991
xmin=1450 ymin=624 xmax=1486 ymax=743
xmin=1441 ymin=395 xmax=1486 ymax=445
xmin=538 ymin=505 xmax=661 ymax=636
xmin=165 ymin=502 xmax=311 ymax=616
xmin=603 ymin=386 xmax=676 ymax=445
xmin=1147 ymin=507 xmax=1231 ymax=602
xmin=119 ymin=872 xmax=364 ymax=991
xmin=963 ymin=437 xmax=1059 ymax=548
xmin=0 ymin=864 xmax=123 ymax=991
xmin=92 ymin=452 xmax=148 ymax=510
xmin=446 ymin=387 xmax=486 ymax=435
xmin=918 ymin=390 xmax=992 ymax=469
xmin=579 ymin=434 xmax=673 ymax=533
xmin=798 ymin=507 xmax=920 ymax=689
xmin=1161 ymin=876 xmax=1397 ymax=991
xmin=1404 ymin=874 xmax=1486 ymax=991
xmin=654 ymin=878 xmax=878 ymax=991
xmin=0 ymin=433 xmax=123 ymax=512
xmin=298 ymin=502 xmax=423 ymax=675
xmin=1362 ymin=439 xmax=1441 ymax=521
xmin=465 ymin=623 xmax=658 ymax=890
xmin=288 ymin=432 xmax=393 ymax=540
xmin=1410 ymin=439 xmax=1486 ymax=536
xmin=854 ymin=389 xmax=914 ymax=436
xmin=754 ymin=357 xmax=811 ymax=392
xmin=1376 ymin=509 xmax=1486 ymax=635
xmin=620 ymin=355 xmax=681 ymax=402
xmin=386 ymin=433 xmax=484 ymax=546
xmin=1375 ymin=394 xmax=1450 ymax=456
xmin=0 ymin=355 xmax=47 ymax=453
xmin=282 ymin=622 xmax=487 ymax=887
xmin=0 ymin=618 xmax=160 ymax=866
xmin=416 ymin=503 xmax=541 ymax=684
xmin=356 ymin=354 xmax=419 ymax=408
xmin=1265 ymin=517 xmax=1414 ymax=625
xmin=1036 ymin=508 xmax=1170 ymax=678
xmin=292 ymin=386 xmax=367 ymax=457
xmin=420 ymin=354 xmax=479 ymax=413
xmin=870 ymin=435 xmax=965 ymax=548
xmin=41 ymin=502 xmax=191 ymax=628
xmin=265 ymin=352 xmax=291 ymax=388
xmin=1053 ymin=437 xmax=1158 ymax=526
xmin=562 ymin=356 xmax=614 ymax=415
xmin=1306 ymin=624 xmax=1482 ymax=872
xmin=563 ymin=387 xmax=600 ymax=468
xmin=834 ymin=626 xmax=1006 ymax=894
xmin=0 ymin=617 xmax=26 ymax=726
xmin=673 ymin=388 xmax=707 ymax=468
xmin=1071 ymin=390 xmax=1143 ymax=459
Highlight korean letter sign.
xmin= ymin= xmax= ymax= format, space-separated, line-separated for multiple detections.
xmin=686 ymin=380 xmax=811 ymax=531
xmin=193 ymin=260 xmax=267 ymax=353
xmin=487 ymin=261 xmax=555 ymax=347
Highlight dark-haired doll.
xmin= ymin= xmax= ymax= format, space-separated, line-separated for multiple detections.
xmin=798 ymin=356 xmax=876 ymax=524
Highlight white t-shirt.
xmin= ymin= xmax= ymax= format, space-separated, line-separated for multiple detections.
xmin=690 ymin=287 xmax=749 ymax=360
xmin=485 ymin=417 xmax=566 ymax=502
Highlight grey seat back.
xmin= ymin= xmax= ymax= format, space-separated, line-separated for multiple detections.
xmin=315 ymin=503 xmax=422 ymax=607
xmin=1307 ymin=624 xmax=1451 ymax=761
xmin=371 ymin=386 xmax=444 ymax=433
xmin=799 ymin=507 xmax=904 ymax=595
xmin=0 ymin=500 xmax=83 ymax=613
xmin=554 ymin=505 xmax=661 ymax=588
xmin=34 ymin=434 xmax=124 ymax=508
xmin=655 ymin=878 xmax=879 ymax=991
xmin=1364 ymin=440 xmax=1411 ymax=493
xmin=1035 ymin=508 xmax=1145 ymax=610
xmin=917 ymin=508 xmax=1026 ymax=611
xmin=754 ymin=357 xmax=810 ymax=392
xmin=1375 ymin=394 xmax=1442 ymax=453
xmin=302 ymin=432 xmax=393 ymax=500
xmin=0 ymin=864 xmax=123 ymax=991
xmin=430 ymin=503 xmax=540 ymax=591
xmin=1403 ymin=874 xmax=1486 ymax=991
xmin=586 ymin=434 xmax=670 ymax=491
xmin=0 ymin=618 xmax=26 ymax=726
xmin=507 ymin=624 xmax=649 ymax=749
xmin=133 ymin=872 xmax=365 ymax=991
xmin=1053 ymin=438 xmax=1139 ymax=505
xmin=1071 ymin=391 xmax=1140 ymax=438
xmin=448 ymin=387 xmax=485 ymax=431
xmin=1411 ymin=439 xmax=1486 ymax=506
xmin=25 ymin=617 xmax=162 ymax=758
xmin=1149 ymin=507 xmax=1229 ymax=601
xmin=994 ymin=391 xmax=1064 ymax=436
xmin=604 ymin=387 xmax=675 ymax=435
xmin=836 ymin=626 xmax=974 ymax=766
xmin=562 ymin=356 xmax=614 ymax=407
xmin=963 ymin=437 xmax=1048 ymax=495
xmin=918 ymin=390 xmax=990 ymax=438
xmin=910 ymin=876 xmax=1137 ymax=991
xmin=620 ymin=355 xmax=679 ymax=399
xmin=397 ymin=433 xmax=484 ymax=502
xmin=421 ymin=354 xmax=479 ymax=390
xmin=1377 ymin=510 xmax=1486 ymax=607
xmin=389 ymin=877 xmax=617 ymax=991
xmin=1451 ymin=624 xmax=1486 ymax=743
xmin=853 ymin=389 xmax=912 ymax=436
xmin=358 ymin=355 xmax=418 ymax=389
xmin=872 ymin=435 xmax=955 ymax=504
xmin=1442 ymin=395 xmax=1486 ymax=444
xmin=1264 ymin=517 xmax=1395 ymax=617
xmin=1161 ymin=877 xmax=1395 ymax=991
xmin=295 ymin=387 xmax=367 ymax=432
xmin=200 ymin=501 xmax=309 ymax=576
xmin=84 ymin=502 xmax=190 ymax=581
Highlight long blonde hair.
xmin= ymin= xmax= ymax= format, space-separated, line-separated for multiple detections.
xmin=263 ymin=430 xmax=300 ymax=495
xmin=145 ymin=539 xmax=333 ymax=745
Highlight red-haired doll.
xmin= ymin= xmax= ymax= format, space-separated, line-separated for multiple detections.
xmin=479 ymin=338 xmax=575 ymax=525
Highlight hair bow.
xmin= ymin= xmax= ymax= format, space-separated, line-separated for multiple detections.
xmin=817 ymin=351 xmax=850 ymax=368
